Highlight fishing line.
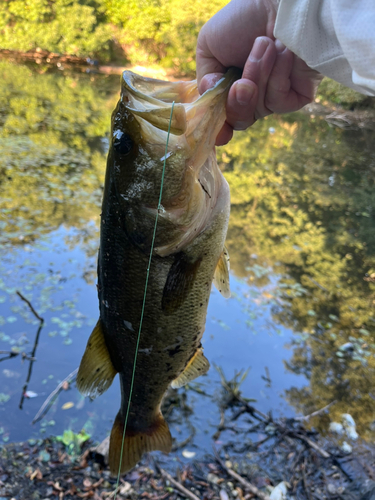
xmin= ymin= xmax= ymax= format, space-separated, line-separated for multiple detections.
xmin=114 ymin=101 xmax=175 ymax=498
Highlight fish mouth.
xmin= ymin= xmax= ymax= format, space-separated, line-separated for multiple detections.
xmin=120 ymin=69 xmax=240 ymax=256
xmin=121 ymin=68 xmax=240 ymax=140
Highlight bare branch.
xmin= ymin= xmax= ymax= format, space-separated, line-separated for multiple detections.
xmin=213 ymin=447 xmax=272 ymax=500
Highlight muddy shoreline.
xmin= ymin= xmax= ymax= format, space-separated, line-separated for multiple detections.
xmin=2 ymin=396 xmax=375 ymax=500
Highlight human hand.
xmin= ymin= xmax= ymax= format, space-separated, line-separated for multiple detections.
xmin=196 ymin=0 xmax=322 ymax=145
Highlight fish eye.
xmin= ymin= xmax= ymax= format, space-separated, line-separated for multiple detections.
xmin=113 ymin=132 xmax=133 ymax=155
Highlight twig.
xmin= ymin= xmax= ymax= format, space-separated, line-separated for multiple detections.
xmin=0 ymin=350 xmax=20 ymax=362
xmin=213 ymin=447 xmax=272 ymax=500
xmin=213 ymin=408 xmax=226 ymax=441
xmin=16 ymin=291 xmax=44 ymax=323
xmin=292 ymin=433 xmax=330 ymax=459
xmin=156 ymin=464 xmax=200 ymax=500
xmin=306 ymin=277 xmax=329 ymax=293
xmin=233 ymin=394 xmax=269 ymax=422
xmin=294 ymin=401 xmax=336 ymax=422
xmin=32 ymin=367 xmax=78 ymax=424
xmin=172 ymin=425 xmax=195 ymax=451
xmin=17 ymin=292 xmax=44 ymax=410
xmin=0 ymin=350 xmax=35 ymax=363
xmin=302 ymin=458 xmax=313 ymax=500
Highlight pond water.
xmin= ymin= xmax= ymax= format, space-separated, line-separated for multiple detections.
xmin=1 ymin=60 xmax=375 ymax=460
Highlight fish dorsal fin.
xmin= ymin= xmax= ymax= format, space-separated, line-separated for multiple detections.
xmin=213 ymin=246 xmax=231 ymax=298
xmin=162 ymin=253 xmax=202 ymax=314
xmin=109 ymin=410 xmax=172 ymax=475
xmin=76 ymin=319 xmax=117 ymax=398
xmin=171 ymin=347 xmax=210 ymax=389
xmin=128 ymin=103 xmax=187 ymax=135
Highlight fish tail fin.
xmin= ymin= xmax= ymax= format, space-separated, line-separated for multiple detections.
xmin=76 ymin=319 xmax=117 ymax=398
xmin=109 ymin=410 xmax=172 ymax=476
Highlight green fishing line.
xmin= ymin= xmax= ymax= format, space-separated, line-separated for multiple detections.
xmin=114 ymin=101 xmax=175 ymax=498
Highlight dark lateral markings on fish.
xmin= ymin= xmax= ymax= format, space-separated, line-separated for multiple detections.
xmin=77 ymin=68 xmax=239 ymax=475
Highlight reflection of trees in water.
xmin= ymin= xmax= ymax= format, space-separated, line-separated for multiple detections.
xmin=221 ymin=114 xmax=375 ymax=438
xmin=0 ymin=61 xmax=120 ymax=246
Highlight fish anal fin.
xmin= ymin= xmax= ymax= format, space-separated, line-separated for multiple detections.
xmin=171 ymin=347 xmax=210 ymax=389
xmin=162 ymin=252 xmax=202 ymax=314
xmin=109 ymin=411 xmax=172 ymax=476
xmin=77 ymin=319 xmax=117 ymax=398
xmin=213 ymin=246 xmax=231 ymax=298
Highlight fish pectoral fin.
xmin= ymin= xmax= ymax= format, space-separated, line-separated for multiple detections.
xmin=76 ymin=319 xmax=117 ymax=398
xmin=213 ymin=246 xmax=231 ymax=298
xmin=171 ymin=347 xmax=210 ymax=389
xmin=129 ymin=104 xmax=187 ymax=135
xmin=109 ymin=410 xmax=172 ymax=476
xmin=162 ymin=252 xmax=202 ymax=314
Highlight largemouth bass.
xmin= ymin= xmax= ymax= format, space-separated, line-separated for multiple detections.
xmin=77 ymin=69 xmax=237 ymax=475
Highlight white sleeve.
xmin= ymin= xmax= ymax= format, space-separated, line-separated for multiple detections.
xmin=274 ymin=0 xmax=375 ymax=96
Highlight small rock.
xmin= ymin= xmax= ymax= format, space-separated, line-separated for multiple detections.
xmin=329 ymin=422 xmax=344 ymax=435
xmin=342 ymin=414 xmax=356 ymax=428
xmin=220 ymin=490 xmax=230 ymax=500
xmin=341 ymin=441 xmax=352 ymax=454
xmin=207 ymin=473 xmax=220 ymax=485
xmin=346 ymin=426 xmax=358 ymax=440
xmin=38 ymin=450 xmax=50 ymax=462
xmin=225 ymin=460 xmax=233 ymax=469
xmin=327 ymin=484 xmax=336 ymax=495
xmin=120 ymin=482 xmax=132 ymax=496
xmin=270 ymin=481 xmax=289 ymax=500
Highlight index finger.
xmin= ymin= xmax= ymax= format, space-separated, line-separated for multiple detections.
xmin=196 ymin=32 xmax=227 ymax=94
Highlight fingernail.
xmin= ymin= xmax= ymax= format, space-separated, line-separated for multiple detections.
xmin=250 ymin=37 xmax=268 ymax=61
xmin=235 ymin=82 xmax=255 ymax=106
xmin=275 ymin=39 xmax=286 ymax=53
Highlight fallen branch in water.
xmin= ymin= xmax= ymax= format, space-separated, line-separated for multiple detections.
xmin=292 ymin=432 xmax=330 ymax=459
xmin=171 ymin=423 xmax=196 ymax=451
xmin=16 ymin=290 xmax=44 ymax=323
xmin=17 ymin=291 xmax=44 ymax=410
xmin=0 ymin=350 xmax=36 ymax=363
xmin=32 ymin=367 xmax=78 ymax=424
xmin=294 ymin=401 xmax=336 ymax=422
xmin=213 ymin=447 xmax=272 ymax=500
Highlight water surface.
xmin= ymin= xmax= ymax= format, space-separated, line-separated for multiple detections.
xmin=1 ymin=61 xmax=375 ymax=457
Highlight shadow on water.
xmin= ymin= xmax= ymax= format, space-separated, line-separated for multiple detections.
xmin=1 ymin=60 xmax=375 ymax=456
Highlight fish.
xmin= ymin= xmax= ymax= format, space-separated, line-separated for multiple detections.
xmin=77 ymin=68 xmax=238 ymax=475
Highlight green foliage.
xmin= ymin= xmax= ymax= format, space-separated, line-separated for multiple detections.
xmin=104 ymin=0 xmax=228 ymax=73
xmin=0 ymin=0 xmax=228 ymax=74
xmin=317 ymin=77 xmax=371 ymax=108
xmin=56 ymin=428 xmax=91 ymax=454
xmin=219 ymin=112 xmax=375 ymax=438
xmin=0 ymin=0 xmax=112 ymax=57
